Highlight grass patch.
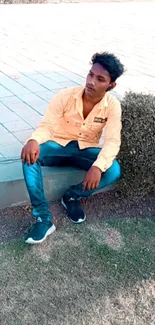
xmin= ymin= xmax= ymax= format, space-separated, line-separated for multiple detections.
xmin=0 ymin=217 xmax=155 ymax=324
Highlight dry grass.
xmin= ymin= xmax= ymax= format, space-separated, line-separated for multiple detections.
xmin=0 ymin=216 xmax=155 ymax=325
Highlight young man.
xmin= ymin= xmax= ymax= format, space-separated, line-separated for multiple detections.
xmin=21 ymin=52 xmax=124 ymax=244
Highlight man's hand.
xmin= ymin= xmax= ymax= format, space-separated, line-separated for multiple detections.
xmin=21 ymin=140 xmax=40 ymax=165
xmin=83 ymin=166 xmax=102 ymax=191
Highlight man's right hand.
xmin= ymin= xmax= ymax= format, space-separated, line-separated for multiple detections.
xmin=21 ymin=140 xmax=40 ymax=165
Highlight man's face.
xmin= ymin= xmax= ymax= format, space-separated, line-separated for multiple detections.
xmin=85 ymin=63 xmax=113 ymax=98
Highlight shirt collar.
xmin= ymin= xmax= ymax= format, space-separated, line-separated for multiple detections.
xmin=73 ymin=86 xmax=108 ymax=109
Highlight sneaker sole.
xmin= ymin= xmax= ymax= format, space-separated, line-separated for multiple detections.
xmin=61 ymin=198 xmax=86 ymax=224
xmin=25 ymin=224 xmax=56 ymax=244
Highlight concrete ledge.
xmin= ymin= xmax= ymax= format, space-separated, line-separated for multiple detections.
xmin=0 ymin=161 xmax=115 ymax=209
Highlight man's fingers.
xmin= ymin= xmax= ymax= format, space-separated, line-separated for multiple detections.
xmin=90 ymin=182 xmax=96 ymax=191
xmin=94 ymin=180 xmax=99 ymax=190
xmin=26 ymin=153 xmax=31 ymax=166
xmin=21 ymin=149 xmax=26 ymax=163
xmin=35 ymin=150 xmax=40 ymax=162
xmin=87 ymin=181 xmax=92 ymax=191
xmin=30 ymin=152 xmax=36 ymax=164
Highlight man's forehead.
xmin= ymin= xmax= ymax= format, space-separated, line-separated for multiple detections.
xmin=90 ymin=64 xmax=110 ymax=77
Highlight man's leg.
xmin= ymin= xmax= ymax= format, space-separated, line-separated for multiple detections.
xmin=62 ymin=147 xmax=121 ymax=223
xmin=23 ymin=140 xmax=74 ymax=244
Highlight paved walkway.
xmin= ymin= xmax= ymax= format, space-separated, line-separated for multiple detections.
xmin=0 ymin=3 xmax=155 ymax=161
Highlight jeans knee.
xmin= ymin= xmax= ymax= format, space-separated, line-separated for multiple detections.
xmin=112 ymin=160 xmax=121 ymax=181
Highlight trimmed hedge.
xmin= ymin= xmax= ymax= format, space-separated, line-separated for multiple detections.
xmin=118 ymin=91 xmax=155 ymax=198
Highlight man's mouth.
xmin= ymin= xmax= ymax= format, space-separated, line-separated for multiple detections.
xmin=86 ymin=85 xmax=95 ymax=92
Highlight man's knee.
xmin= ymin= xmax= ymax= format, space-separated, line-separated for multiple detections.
xmin=105 ymin=160 xmax=121 ymax=183
xmin=111 ymin=160 xmax=121 ymax=181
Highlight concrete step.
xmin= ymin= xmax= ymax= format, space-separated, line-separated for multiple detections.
xmin=0 ymin=161 xmax=115 ymax=209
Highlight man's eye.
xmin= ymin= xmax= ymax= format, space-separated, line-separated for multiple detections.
xmin=98 ymin=78 xmax=105 ymax=82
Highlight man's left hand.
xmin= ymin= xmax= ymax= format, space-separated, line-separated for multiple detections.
xmin=83 ymin=166 xmax=102 ymax=191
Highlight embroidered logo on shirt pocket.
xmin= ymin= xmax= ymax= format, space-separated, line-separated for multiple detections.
xmin=93 ymin=117 xmax=107 ymax=123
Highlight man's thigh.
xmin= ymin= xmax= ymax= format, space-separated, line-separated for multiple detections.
xmin=39 ymin=141 xmax=76 ymax=167
xmin=71 ymin=147 xmax=101 ymax=171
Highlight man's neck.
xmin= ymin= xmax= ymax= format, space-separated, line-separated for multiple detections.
xmin=83 ymin=90 xmax=105 ymax=106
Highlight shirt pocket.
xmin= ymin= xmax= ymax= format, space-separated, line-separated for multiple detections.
xmin=89 ymin=118 xmax=107 ymax=132
xmin=63 ymin=116 xmax=81 ymax=134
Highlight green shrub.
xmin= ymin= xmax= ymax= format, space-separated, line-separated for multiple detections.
xmin=118 ymin=91 xmax=155 ymax=198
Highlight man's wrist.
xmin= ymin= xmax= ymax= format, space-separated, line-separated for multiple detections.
xmin=27 ymin=139 xmax=38 ymax=144
xmin=92 ymin=166 xmax=102 ymax=173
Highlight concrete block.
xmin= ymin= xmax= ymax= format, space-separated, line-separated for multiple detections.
xmin=0 ymin=161 xmax=115 ymax=209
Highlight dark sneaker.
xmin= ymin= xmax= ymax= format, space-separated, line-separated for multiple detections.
xmin=24 ymin=219 xmax=56 ymax=244
xmin=61 ymin=194 xmax=86 ymax=224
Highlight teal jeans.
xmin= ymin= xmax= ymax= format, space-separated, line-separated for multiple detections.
xmin=23 ymin=140 xmax=121 ymax=221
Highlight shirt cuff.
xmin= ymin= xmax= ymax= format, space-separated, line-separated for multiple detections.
xmin=26 ymin=136 xmax=41 ymax=145
xmin=92 ymin=157 xmax=107 ymax=172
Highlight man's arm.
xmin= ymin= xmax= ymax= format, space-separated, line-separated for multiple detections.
xmin=82 ymin=99 xmax=122 ymax=191
xmin=27 ymin=91 xmax=64 ymax=145
xmin=21 ymin=91 xmax=65 ymax=165
xmin=92 ymin=100 xmax=122 ymax=172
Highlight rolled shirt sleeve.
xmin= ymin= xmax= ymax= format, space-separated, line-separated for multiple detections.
xmin=92 ymin=100 xmax=122 ymax=172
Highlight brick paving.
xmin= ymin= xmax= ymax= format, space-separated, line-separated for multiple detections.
xmin=0 ymin=2 xmax=155 ymax=160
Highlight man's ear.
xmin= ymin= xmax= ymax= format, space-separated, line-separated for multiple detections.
xmin=107 ymin=82 xmax=116 ymax=91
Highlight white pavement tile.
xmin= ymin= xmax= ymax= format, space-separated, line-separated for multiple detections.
xmin=42 ymin=72 xmax=70 ymax=83
xmin=59 ymin=71 xmax=85 ymax=85
xmin=36 ymin=90 xmax=55 ymax=102
xmin=17 ymin=76 xmax=49 ymax=93
xmin=13 ymin=129 xmax=34 ymax=144
xmin=29 ymin=74 xmax=63 ymax=90
xmin=0 ymin=125 xmax=9 ymax=134
xmin=6 ymin=102 xmax=42 ymax=119
xmin=3 ymin=120 xmax=32 ymax=133
xmin=17 ymin=93 xmax=47 ymax=105
xmin=25 ymin=115 xmax=42 ymax=129
xmin=0 ymin=143 xmax=22 ymax=159
xmin=0 ymin=133 xmax=20 ymax=146
xmin=0 ymin=85 xmax=13 ymax=98
xmin=0 ymin=103 xmax=21 ymax=123
xmin=0 ymin=75 xmax=30 ymax=96
xmin=1 ymin=96 xmax=22 ymax=106
xmin=59 ymin=80 xmax=79 ymax=88
xmin=16 ymin=93 xmax=47 ymax=114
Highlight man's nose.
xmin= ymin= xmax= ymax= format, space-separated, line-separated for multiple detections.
xmin=90 ymin=78 xmax=95 ymax=86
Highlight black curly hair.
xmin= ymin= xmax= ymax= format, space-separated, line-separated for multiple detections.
xmin=91 ymin=52 xmax=125 ymax=82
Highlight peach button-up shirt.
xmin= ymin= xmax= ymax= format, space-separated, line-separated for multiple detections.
xmin=28 ymin=86 xmax=122 ymax=172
